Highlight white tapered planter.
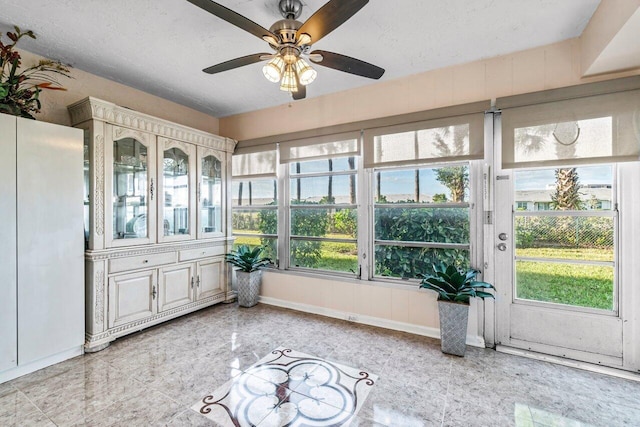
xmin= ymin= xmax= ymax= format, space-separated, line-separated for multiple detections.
xmin=438 ymin=300 xmax=470 ymax=357
xmin=236 ymin=270 xmax=262 ymax=307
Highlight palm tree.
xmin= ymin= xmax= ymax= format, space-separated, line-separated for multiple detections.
xmin=516 ymin=122 xmax=584 ymax=211
xmin=433 ymin=125 xmax=468 ymax=202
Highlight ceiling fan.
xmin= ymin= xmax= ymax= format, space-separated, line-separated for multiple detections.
xmin=186 ymin=0 xmax=385 ymax=100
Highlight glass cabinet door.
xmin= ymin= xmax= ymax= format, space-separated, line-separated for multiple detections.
xmin=112 ymin=137 xmax=150 ymax=242
xmin=198 ymin=147 xmax=224 ymax=237
xmin=158 ymin=138 xmax=196 ymax=242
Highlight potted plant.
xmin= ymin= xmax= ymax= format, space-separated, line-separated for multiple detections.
xmin=225 ymin=245 xmax=271 ymax=307
xmin=420 ymin=263 xmax=495 ymax=356
xmin=1 ymin=26 xmax=71 ymax=119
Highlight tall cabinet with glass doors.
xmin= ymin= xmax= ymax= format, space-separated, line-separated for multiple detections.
xmin=70 ymin=97 xmax=236 ymax=351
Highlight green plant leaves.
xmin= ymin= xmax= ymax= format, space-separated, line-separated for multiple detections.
xmin=420 ymin=262 xmax=495 ymax=302
xmin=226 ymin=244 xmax=271 ymax=272
xmin=1 ymin=26 xmax=69 ymax=119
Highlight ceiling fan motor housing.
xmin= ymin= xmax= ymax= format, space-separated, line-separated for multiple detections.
xmin=269 ymin=19 xmax=302 ymax=44
xmin=278 ymin=0 xmax=303 ymax=19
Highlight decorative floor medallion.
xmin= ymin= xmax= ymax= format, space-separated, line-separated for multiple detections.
xmin=192 ymin=347 xmax=378 ymax=426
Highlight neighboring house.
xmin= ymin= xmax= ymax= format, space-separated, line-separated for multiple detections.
xmin=515 ymin=185 xmax=612 ymax=211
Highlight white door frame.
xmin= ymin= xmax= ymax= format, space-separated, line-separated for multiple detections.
xmin=490 ymin=112 xmax=640 ymax=372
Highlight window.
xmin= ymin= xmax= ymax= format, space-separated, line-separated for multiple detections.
xmin=514 ymin=165 xmax=616 ymax=310
xmin=364 ymin=114 xmax=483 ymax=280
xmin=231 ymin=109 xmax=486 ymax=282
xmin=281 ymin=133 xmax=360 ymax=274
xmin=373 ymin=164 xmax=471 ymax=279
xmin=288 ymin=157 xmax=358 ymax=273
xmin=231 ymin=146 xmax=278 ymax=261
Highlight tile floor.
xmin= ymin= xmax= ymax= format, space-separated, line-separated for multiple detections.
xmin=1 ymin=303 xmax=640 ymax=426
xmin=192 ymin=347 xmax=377 ymax=425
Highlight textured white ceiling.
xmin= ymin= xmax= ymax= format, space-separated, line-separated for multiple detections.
xmin=0 ymin=0 xmax=600 ymax=117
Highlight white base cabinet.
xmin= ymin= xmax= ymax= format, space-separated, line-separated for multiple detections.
xmin=69 ymin=98 xmax=236 ymax=351
xmin=0 ymin=114 xmax=84 ymax=383
xmin=109 ymin=270 xmax=158 ymax=328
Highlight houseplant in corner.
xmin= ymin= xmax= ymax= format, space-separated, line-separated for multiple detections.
xmin=420 ymin=263 xmax=495 ymax=356
xmin=225 ymin=245 xmax=271 ymax=308
xmin=1 ymin=26 xmax=71 ymax=119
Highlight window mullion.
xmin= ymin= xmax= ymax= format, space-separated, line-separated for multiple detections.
xmin=278 ymin=160 xmax=288 ymax=270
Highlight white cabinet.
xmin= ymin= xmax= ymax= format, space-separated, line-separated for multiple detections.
xmin=0 ymin=113 xmax=84 ymax=383
xmin=108 ymin=270 xmax=158 ymax=328
xmin=69 ymin=97 xmax=236 ymax=351
xmin=158 ymin=264 xmax=194 ymax=312
xmin=197 ymin=258 xmax=226 ymax=300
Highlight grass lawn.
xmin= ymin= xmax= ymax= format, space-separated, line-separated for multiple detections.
xmin=516 ymin=247 xmax=614 ymax=310
xmin=234 ymin=232 xmax=613 ymax=310
xmin=516 ymin=247 xmax=613 ymax=262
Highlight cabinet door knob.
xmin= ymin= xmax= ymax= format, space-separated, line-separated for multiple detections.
xmin=143 ymin=259 xmax=149 ymax=263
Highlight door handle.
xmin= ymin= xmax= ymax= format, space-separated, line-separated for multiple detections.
xmin=497 ymin=243 xmax=507 ymax=251
xmin=498 ymin=233 xmax=508 ymax=241
xmin=196 ymin=275 xmax=200 ymax=288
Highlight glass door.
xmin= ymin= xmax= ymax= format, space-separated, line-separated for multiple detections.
xmin=197 ymin=147 xmax=224 ymax=238
xmin=158 ymin=138 xmax=196 ymax=242
xmin=493 ymin=113 xmax=625 ymax=368
xmin=107 ymin=126 xmax=156 ymax=247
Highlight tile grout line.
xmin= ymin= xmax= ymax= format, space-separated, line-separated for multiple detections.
xmin=11 ymin=387 xmax=57 ymax=426
xmin=440 ymin=359 xmax=453 ymax=427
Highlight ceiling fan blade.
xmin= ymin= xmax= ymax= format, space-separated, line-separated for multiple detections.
xmin=187 ymin=0 xmax=277 ymax=40
xmin=203 ymin=53 xmax=270 ymax=74
xmin=292 ymin=72 xmax=307 ymax=100
xmin=310 ymin=50 xmax=385 ymax=79
xmin=297 ymin=0 xmax=368 ymax=44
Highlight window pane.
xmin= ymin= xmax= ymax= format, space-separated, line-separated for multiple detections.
xmin=515 ymin=216 xmax=613 ymax=262
xmin=290 ymin=157 xmax=357 ymax=174
xmin=375 ymin=207 xmax=469 ymax=244
xmin=373 ymin=123 xmax=471 ymax=164
xmin=233 ymin=210 xmax=277 ymax=235
xmin=290 ymin=240 xmax=357 ymax=273
xmin=374 ymin=246 xmax=469 ymax=279
xmin=516 ymin=261 xmax=613 ymax=310
xmin=233 ymin=236 xmax=277 ymax=261
xmin=514 ymin=118 xmax=613 ymax=164
xmin=514 ymin=165 xmax=613 ymax=211
xmin=290 ymin=175 xmax=357 ymax=204
xmin=232 ymin=179 xmax=277 ymax=206
xmin=291 ymin=208 xmax=357 ymax=238
xmin=376 ymin=166 xmax=469 ymax=203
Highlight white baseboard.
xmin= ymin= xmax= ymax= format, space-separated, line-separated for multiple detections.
xmin=0 ymin=346 xmax=84 ymax=384
xmin=259 ymin=296 xmax=485 ymax=348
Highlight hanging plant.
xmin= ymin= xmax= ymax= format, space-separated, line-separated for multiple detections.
xmin=0 ymin=26 xmax=71 ymax=119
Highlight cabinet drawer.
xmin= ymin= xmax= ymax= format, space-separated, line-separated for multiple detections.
xmin=179 ymin=246 xmax=224 ymax=262
xmin=109 ymin=252 xmax=176 ymax=273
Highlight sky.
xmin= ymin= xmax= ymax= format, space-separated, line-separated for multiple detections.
xmin=514 ymin=165 xmax=613 ymax=191
xmin=233 ymin=159 xmax=614 ymax=204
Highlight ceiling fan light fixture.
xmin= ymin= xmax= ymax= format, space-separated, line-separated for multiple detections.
xmin=262 ymin=35 xmax=279 ymax=46
xmin=262 ymin=55 xmax=285 ymax=82
xmin=296 ymin=32 xmax=311 ymax=46
xmin=294 ymin=57 xmax=316 ymax=85
xmin=280 ymin=65 xmax=298 ymax=92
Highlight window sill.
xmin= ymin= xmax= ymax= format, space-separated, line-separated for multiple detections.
xmin=262 ymin=267 xmax=425 ymax=292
